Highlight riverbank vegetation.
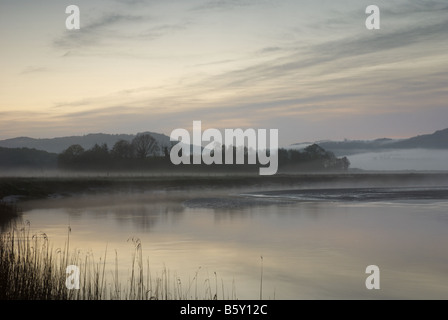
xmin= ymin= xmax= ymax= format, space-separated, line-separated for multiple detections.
xmin=0 ymin=222 xmax=239 ymax=300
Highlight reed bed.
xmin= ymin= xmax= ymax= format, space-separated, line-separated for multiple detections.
xmin=0 ymin=221 xmax=241 ymax=300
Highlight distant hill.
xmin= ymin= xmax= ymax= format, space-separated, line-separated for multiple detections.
xmin=0 ymin=132 xmax=173 ymax=155
xmin=0 ymin=147 xmax=57 ymax=169
xmin=1 ymin=127 xmax=446 ymax=163
xmin=391 ymin=128 xmax=448 ymax=149
xmin=291 ymin=128 xmax=448 ymax=156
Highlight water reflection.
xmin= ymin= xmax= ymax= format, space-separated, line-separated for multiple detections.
xmin=9 ymin=188 xmax=448 ymax=299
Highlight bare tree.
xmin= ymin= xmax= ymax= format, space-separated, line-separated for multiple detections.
xmin=132 ymin=133 xmax=159 ymax=158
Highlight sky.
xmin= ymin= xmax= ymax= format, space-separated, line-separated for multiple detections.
xmin=0 ymin=0 xmax=447 ymax=147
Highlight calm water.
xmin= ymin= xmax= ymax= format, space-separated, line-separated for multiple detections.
xmin=17 ymin=186 xmax=448 ymax=299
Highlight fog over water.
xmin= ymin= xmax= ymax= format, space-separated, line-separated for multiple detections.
xmin=347 ymin=149 xmax=448 ymax=171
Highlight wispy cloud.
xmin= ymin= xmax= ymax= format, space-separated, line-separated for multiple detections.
xmin=52 ymin=106 xmax=137 ymax=120
xmin=192 ymin=0 xmax=260 ymax=11
xmin=258 ymin=47 xmax=283 ymax=54
xmin=314 ymin=20 xmax=448 ymax=59
xmin=189 ymin=13 xmax=448 ymax=92
xmin=19 ymin=66 xmax=49 ymax=75
xmin=382 ymin=0 xmax=448 ymax=16
xmin=138 ymin=21 xmax=191 ymax=40
xmin=54 ymin=13 xmax=147 ymax=49
xmin=53 ymin=99 xmax=92 ymax=109
xmin=193 ymin=59 xmax=237 ymax=67
xmin=113 ymin=0 xmax=148 ymax=5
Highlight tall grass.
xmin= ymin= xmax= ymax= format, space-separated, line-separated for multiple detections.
xmin=0 ymin=221 xmax=68 ymax=299
xmin=0 ymin=222 xmax=242 ymax=300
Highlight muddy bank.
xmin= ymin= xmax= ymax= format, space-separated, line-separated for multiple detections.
xmin=1 ymin=172 xmax=447 ymax=202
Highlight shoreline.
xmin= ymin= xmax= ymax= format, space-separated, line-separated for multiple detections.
xmin=1 ymin=172 xmax=448 ymax=202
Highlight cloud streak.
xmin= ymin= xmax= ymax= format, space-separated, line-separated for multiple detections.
xmin=19 ymin=66 xmax=49 ymax=75
xmin=192 ymin=0 xmax=262 ymax=11
xmin=54 ymin=13 xmax=147 ymax=49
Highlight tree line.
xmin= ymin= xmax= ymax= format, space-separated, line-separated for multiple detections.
xmin=58 ymin=134 xmax=168 ymax=171
xmin=58 ymin=133 xmax=350 ymax=172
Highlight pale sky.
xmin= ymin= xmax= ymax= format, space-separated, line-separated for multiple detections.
xmin=1 ymin=0 xmax=447 ymax=146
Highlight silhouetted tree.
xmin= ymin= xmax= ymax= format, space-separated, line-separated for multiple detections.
xmin=58 ymin=144 xmax=85 ymax=169
xmin=56 ymin=139 xmax=350 ymax=173
xmin=341 ymin=156 xmax=350 ymax=171
xmin=112 ymin=140 xmax=134 ymax=159
xmin=62 ymin=144 xmax=85 ymax=158
xmin=132 ymin=134 xmax=159 ymax=158
xmin=83 ymin=143 xmax=110 ymax=168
